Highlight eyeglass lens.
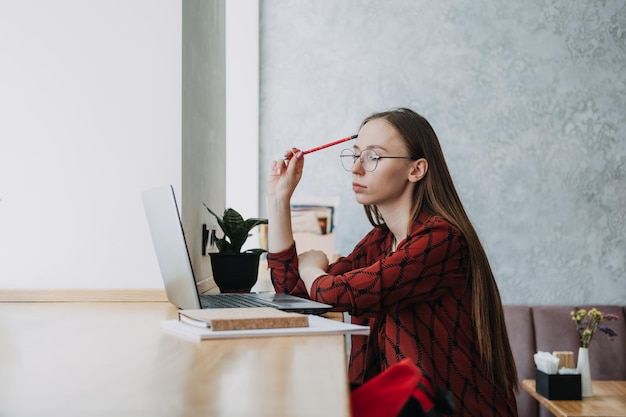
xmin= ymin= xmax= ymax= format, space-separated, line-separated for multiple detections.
xmin=340 ymin=149 xmax=379 ymax=172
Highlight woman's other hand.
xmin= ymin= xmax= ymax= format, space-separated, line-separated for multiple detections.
xmin=298 ymin=250 xmax=329 ymax=295
xmin=297 ymin=249 xmax=330 ymax=295
xmin=298 ymin=249 xmax=330 ymax=271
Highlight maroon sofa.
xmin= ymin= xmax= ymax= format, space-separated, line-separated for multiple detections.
xmin=503 ymin=305 xmax=626 ymax=417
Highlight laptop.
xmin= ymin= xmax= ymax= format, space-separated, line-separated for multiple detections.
xmin=141 ymin=184 xmax=332 ymax=314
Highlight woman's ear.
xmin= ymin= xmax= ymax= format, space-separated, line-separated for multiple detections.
xmin=408 ymin=158 xmax=428 ymax=183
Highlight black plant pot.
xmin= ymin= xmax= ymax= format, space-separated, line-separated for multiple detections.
xmin=208 ymin=252 xmax=261 ymax=293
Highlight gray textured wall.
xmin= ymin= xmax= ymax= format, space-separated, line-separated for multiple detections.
xmin=258 ymin=0 xmax=626 ymax=305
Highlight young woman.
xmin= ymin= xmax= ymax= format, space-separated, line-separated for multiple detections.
xmin=266 ymin=108 xmax=518 ymax=416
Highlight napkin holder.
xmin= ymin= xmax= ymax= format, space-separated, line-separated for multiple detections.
xmin=535 ymin=369 xmax=581 ymax=400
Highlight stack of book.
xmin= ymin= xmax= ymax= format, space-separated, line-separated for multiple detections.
xmin=160 ymin=307 xmax=370 ymax=341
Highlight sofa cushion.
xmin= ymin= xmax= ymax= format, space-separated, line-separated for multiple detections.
xmin=503 ymin=305 xmax=537 ymax=417
xmin=532 ymin=305 xmax=625 ymax=379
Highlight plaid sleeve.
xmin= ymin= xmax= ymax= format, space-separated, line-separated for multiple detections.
xmin=267 ymin=227 xmax=386 ymax=299
xmin=267 ymin=243 xmax=309 ymax=298
xmin=311 ymin=217 xmax=468 ymax=316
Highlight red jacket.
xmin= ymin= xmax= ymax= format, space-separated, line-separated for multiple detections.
xmin=268 ymin=212 xmax=518 ymax=416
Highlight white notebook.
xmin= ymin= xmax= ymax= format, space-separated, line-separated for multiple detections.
xmin=161 ymin=314 xmax=370 ymax=341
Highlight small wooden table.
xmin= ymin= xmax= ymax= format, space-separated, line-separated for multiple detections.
xmin=522 ymin=379 xmax=626 ymax=417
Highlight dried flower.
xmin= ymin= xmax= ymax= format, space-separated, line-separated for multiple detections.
xmin=570 ymin=307 xmax=619 ymax=348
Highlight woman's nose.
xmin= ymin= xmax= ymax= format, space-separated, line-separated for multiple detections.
xmin=351 ymin=157 xmax=365 ymax=174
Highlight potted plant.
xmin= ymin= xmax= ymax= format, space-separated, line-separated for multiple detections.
xmin=203 ymin=204 xmax=268 ymax=293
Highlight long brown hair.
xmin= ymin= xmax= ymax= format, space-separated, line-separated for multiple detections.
xmin=361 ymin=107 xmax=518 ymax=395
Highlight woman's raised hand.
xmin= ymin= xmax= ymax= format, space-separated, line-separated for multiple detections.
xmin=268 ymin=147 xmax=304 ymax=201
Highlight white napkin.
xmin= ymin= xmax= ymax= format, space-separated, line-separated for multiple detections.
xmin=534 ymin=351 xmax=560 ymax=374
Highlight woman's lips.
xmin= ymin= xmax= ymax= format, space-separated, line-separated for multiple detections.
xmin=352 ymin=182 xmax=366 ymax=192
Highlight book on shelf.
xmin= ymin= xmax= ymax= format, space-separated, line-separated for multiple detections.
xmin=291 ymin=205 xmax=335 ymax=234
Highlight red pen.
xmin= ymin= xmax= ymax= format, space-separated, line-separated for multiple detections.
xmin=283 ymin=134 xmax=358 ymax=161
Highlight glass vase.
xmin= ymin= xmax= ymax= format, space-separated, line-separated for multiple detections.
xmin=577 ymin=347 xmax=593 ymax=397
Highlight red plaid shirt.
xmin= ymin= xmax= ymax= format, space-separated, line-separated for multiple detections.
xmin=268 ymin=212 xmax=518 ymax=416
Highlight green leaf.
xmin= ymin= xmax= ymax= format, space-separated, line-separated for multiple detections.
xmin=203 ymin=203 xmax=268 ymax=254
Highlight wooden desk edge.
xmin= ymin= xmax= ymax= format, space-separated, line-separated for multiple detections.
xmin=2 ymin=283 xmax=345 ymax=323
xmin=522 ymin=379 xmax=566 ymax=417
xmin=0 ymin=288 xmax=168 ymax=302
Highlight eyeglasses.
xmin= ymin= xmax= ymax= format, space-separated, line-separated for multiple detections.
xmin=340 ymin=149 xmax=418 ymax=172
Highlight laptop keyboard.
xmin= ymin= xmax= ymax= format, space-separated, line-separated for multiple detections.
xmin=200 ymin=293 xmax=279 ymax=309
